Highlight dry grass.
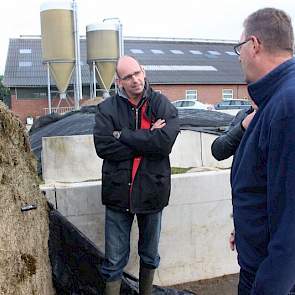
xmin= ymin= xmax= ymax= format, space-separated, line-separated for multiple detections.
xmin=0 ymin=102 xmax=55 ymax=294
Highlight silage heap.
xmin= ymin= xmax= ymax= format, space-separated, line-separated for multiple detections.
xmin=0 ymin=103 xmax=54 ymax=294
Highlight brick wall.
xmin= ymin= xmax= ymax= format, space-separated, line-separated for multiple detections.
xmin=11 ymin=84 xmax=249 ymax=123
xmin=11 ymin=94 xmax=86 ymax=123
xmin=152 ymin=84 xmax=249 ymax=104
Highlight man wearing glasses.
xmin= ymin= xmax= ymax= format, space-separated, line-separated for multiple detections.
xmin=231 ymin=8 xmax=295 ymax=295
xmin=93 ymin=56 xmax=179 ymax=295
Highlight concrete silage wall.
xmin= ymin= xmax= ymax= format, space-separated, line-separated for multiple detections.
xmin=41 ymin=131 xmax=238 ymax=285
xmin=42 ymin=131 xmax=232 ymax=184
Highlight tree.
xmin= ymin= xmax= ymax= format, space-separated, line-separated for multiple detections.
xmin=0 ymin=75 xmax=10 ymax=101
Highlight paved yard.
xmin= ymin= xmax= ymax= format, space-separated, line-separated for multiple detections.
xmin=171 ymin=273 xmax=239 ymax=295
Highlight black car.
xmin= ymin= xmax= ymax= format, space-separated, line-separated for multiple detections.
xmin=214 ymin=99 xmax=252 ymax=110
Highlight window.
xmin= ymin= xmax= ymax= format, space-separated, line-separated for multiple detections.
xmin=222 ymin=89 xmax=233 ymax=100
xmin=151 ymin=49 xmax=164 ymax=54
xmin=186 ymin=90 xmax=197 ymax=100
xmin=143 ymin=65 xmax=217 ymax=71
xmin=220 ymin=101 xmax=231 ymax=106
xmin=181 ymin=101 xmax=195 ymax=107
xmin=130 ymin=49 xmax=144 ymax=54
xmin=225 ymin=51 xmax=236 ymax=56
xmin=241 ymin=100 xmax=251 ymax=106
xmin=16 ymin=87 xmax=48 ymax=100
xmin=19 ymin=49 xmax=32 ymax=54
xmin=19 ymin=61 xmax=32 ymax=67
xmin=173 ymin=101 xmax=183 ymax=107
xmin=170 ymin=50 xmax=184 ymax=54
xmin=208 ymin=50 xmax=221 ymax=55
xmin=190 ymin=50 xmax=202 ymax=55
xmin=230 ymin=100 xmax=240 ymax=106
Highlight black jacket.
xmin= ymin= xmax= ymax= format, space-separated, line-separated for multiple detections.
xmin=93 ymin=83 xmax=180 ymax=214
xmin=211 ymin=107 xmax=254 ymax=161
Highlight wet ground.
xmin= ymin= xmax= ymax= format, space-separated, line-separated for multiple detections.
xmin=171 ymin=273 xmax=239 ymax=295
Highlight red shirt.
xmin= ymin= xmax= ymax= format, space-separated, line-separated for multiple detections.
xmin=129 ymin=100 xmax=151 ymax=189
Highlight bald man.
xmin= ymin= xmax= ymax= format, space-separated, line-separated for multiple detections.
xmin=93 ymin=56 xmax=180 ymax=295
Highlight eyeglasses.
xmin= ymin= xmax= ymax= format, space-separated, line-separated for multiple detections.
xmin=234 ymin=39 xmax=251 ymax=55
xmin=120 ymin=70 xmax=142 ymax=82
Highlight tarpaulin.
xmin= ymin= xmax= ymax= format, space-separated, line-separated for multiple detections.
xmin=48 ymin=203 xmax=196 ymax=295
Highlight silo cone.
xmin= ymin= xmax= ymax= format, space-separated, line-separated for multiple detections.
xmin=40 ymin=2 xmax=75 ymax=97
xmin=95 ymin=61 xmax=116 ymax=91
xmin=86 ymin=24 xmax=120 ymax=92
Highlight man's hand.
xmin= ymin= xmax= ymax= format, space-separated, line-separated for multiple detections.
xmin=151 ymin=119 xmax=166 ymax=131
xmin=242 ymin=110 xmax=256 ymax=129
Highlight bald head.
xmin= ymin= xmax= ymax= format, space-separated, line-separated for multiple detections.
xmin=116 ymin=56 xmax=141 ymax=79
xmin=116 ymin=55 xmax=146 ymax=99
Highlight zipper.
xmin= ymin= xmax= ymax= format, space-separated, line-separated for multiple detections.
xmin=135 ymin=108 xmax=139 ymax=130
xmin=128 ymin=105 xmax=139 ymax=213
xmin=128 ymin=101 xmax=145 ymax=213
xmin=135 ymin=98 xmax=146 ymax=130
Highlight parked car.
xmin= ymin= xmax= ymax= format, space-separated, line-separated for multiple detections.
xmin=214 ymin=99 xmax=252 ymax=110
xmin=172 ymin=99 xmax=213 ymax=110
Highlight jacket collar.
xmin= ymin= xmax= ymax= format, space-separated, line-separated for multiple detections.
xmin=248 ymin=57 xmax=295 ymax=108
xmin=117 ymin=80 xmax=152 ymax=102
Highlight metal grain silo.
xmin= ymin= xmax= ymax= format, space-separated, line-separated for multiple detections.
xmin=40 ymin=1 xmax=75 ymax=101
xmin=86 ymin=21 xmax=122 ymax=97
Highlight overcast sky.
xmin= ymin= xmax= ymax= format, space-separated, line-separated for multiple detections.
xmin=0 ymin=0 xmax=294 ymax=74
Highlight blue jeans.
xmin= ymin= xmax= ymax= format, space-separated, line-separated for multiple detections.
xmin=100 ymin=207 xmax=162 ymax=281
xmin=239 ymin=269 xmax=295 ymax=295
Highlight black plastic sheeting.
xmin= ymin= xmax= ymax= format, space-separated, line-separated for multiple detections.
xmin=177 ymin=109 xmax=233 ymax=129
xmin=29 ymin=105 xmax=233 ymax=176
xmin=48 ymin=203 xmax=195 ymax=295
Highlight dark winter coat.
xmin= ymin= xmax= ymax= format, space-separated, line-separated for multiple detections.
xmin=93 ymin=83 xmax=179 ymax=214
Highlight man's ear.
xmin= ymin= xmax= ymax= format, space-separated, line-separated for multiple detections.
xmin=141 ymin=66 xmax=146 ymax=78
xmin=115 ymin=77 xmax=122 ymax=88
xmin=252 ymin=35 xmax=262 ymax=55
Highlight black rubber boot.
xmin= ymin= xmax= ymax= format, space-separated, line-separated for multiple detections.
xmin=104 ymin=279 xmax=121 ymax=295
xmin=139 ymin=267 xmax=155 ymax=295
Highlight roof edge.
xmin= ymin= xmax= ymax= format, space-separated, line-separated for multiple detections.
xmin=124 ymin=36 xmax=239 ymax=44
xmin=13 ymin=35 xmax=238 ymax=44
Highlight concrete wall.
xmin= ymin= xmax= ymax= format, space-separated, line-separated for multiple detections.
xmin=41 ymin=131 xmax=238 ymax=285
xmin=42 ymin=135 xmax=102 ymax=184
xmin=42 ymin=131 xmax=232 ymax=184
xmin=41 ymin=170 xmax=238 ymax=286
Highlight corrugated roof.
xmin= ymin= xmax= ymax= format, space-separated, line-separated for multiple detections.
xmin=3 ymin=37 xmax=245 ymax=87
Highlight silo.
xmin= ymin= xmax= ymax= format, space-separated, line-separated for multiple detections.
xmin=40 ymin=1 xmax=75 ymax=99
xmin=86 ymin=22 xmax=122 ymax=97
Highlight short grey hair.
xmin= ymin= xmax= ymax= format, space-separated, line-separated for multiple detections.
xmin=244 ymin=7 xmax=294 ymax=54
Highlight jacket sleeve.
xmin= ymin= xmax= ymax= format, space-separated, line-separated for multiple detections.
xmin=211 ymin=109 xmax=248 ymax=161
xmin=211 ymin=123 xmax=244 ymax=160
xmin=251 ymin=115 xmax=295 ymax=295
xmin=119 ymin=98 xmax=180 ymax=157
xmin=93 ymin=104 xmax=136 ymax=161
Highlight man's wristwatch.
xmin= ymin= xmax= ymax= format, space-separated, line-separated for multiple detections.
xmin=113 ymin=131 xmax=121 ymax=139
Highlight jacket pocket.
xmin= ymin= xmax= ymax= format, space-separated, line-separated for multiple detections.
xmin=102 ymin=169 xmax=130 ymax=208
xmin=135 ymin=172 xmax=171 ymax=210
